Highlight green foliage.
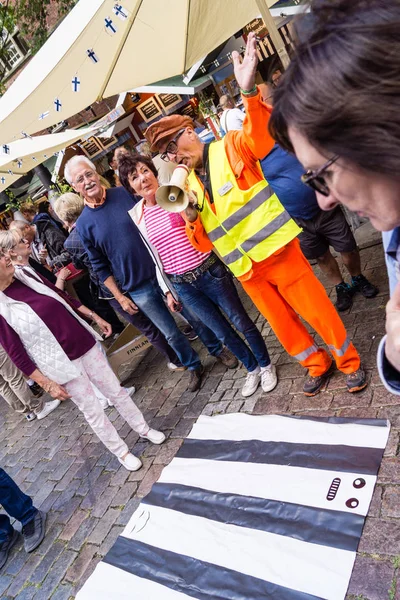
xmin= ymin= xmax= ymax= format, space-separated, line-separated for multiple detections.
xmin=15 ymin=0 xmax=77 ymax=54
xmin=4 ymin=189 xmax=32 ymax=212
xmin=51 ymin=177 xmax=73 ymax=194
xmin=0 ymin=0 xmax=77 ymax=90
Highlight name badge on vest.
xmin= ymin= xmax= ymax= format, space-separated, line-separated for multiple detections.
xmin=217 ymin=181 xmax=234 ymax=196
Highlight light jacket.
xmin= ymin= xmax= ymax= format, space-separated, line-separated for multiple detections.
xmin=0 ymin=267 xmax=101 ymax=384
xmin=188 ymin=139 xmax=301 ymax=278
xmin=128 ymin=200 xmax=179 ymax=301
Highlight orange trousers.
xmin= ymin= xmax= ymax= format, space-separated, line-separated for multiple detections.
xmin=239 ymin=239 xmax=360 ymax=377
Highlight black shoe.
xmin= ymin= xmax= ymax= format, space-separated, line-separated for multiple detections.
xmin=182 ymin=326 xmax=198 ymax=341
xmin=303 ymin=363 xmax=334 ymax=396
xmin=351 ymin=274 xmax=379 ymax=299
xmin=22 ymin=510 xmax=46 ymax=553
xmin=187 ymin=366 xmax=204 ymax=392
xmin=216 ymin=347 xmax=239 ymax=369
xmin=346 ymin=367 xmax=368 ymax=393
xmin=29 ymin=382 xmax=43 ymax=398
xmin=0 ymin=529 xmax=19 ymax=570
xmin=335 ymin=282 xmax=353 ymax=312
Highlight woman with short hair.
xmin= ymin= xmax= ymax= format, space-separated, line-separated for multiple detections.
xmin=0 ymin=248 xmax=165 ymax=471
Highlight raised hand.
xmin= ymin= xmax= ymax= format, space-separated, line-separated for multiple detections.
xmin=231 ymin=31 xmax=258 ymax=93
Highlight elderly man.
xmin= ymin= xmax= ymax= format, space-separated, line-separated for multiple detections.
xmin=64 ymin=155 xmax=205 ymax=391
xmin=146 ymin=31 xmax=367 ymax=397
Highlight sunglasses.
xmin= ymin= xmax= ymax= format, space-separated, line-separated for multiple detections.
xmin=160 ymin=129 xmax=186 ymax=162
xmin=301 ymin=155 xmax=339 ymax=196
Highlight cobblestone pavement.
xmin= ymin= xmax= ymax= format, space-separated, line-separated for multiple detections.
xmin=0 ymin=241 xmax=398 ymax=600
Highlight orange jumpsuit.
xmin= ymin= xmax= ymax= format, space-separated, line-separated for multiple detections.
xmin=185 ymin=91 xmax=360 ymax=377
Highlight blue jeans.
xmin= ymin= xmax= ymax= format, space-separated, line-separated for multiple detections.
xmin=129 ymin=278 xmax=201 ymax=371
xmin=0 ymin=468 xmax=37 ymax=542
xmin=169 ymin=260 xmax=270 ymax=371
xmin=180 ymin=305 xmax=223 ymax=357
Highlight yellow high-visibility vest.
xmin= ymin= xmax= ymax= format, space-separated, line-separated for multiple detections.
xmin=188 ymin=140 xmax=301 ymax=278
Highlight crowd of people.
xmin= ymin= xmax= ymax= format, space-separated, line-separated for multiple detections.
xmin=2 ymin=0 xmax=399 ymax=571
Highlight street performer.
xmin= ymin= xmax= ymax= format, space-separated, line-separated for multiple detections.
xmin=145 ymin=31 xmax=367 ymax=396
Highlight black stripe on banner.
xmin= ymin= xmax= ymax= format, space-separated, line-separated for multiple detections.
xmin=104 ymin=537 xmax=324 ymax=600
xmin=283 ymin=415 xmax=389 ymax=428
xmin=142 ymin=482 xmax=364 ymax=552
xmin=177 ymin=439 xmax=383 ymax=475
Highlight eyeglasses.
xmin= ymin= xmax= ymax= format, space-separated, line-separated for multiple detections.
xmin=160 ymin=129 xmax=186 ymax=162
xmin=75 ymin=170 xmax=97 ymax=186
xmin=301 ymin=155 xmax=339 ymax=196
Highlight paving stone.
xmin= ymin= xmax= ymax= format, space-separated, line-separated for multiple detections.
xmin=116 ymin=497 xmax=142 ymax=526
xmin=99 ymin=525 xmax=124 ymax=556
xmin=65 ymin=544 xmax=98 ymax=583
xmin=226 ymin=399 xmax=244 ymax=413
xmin=30 ymin=541 xmax=66 ymax=584
xmin=169 ymin=417 xmax=196 ymax=438
xmin=253 ymin=395 xmax=290 ymax=414
xmin=153 ymin=439 xmax=184 ymax=466
xmin=382 ymin=486 xmax=400 ymax=518
xmin=50 ymin=583 xmax=76 ymax=600
xmin=358 ymin=518 xmax=400 ymax=554
xmin=347 ymin=555 xmax=394 ymax=600
xmin=137 ymin=465 xmax=164 ymax=498
xmin=36 ymin=549 xmax=76 ymax=599
xmin=68 ymin=516 xmax=98 ymax=552
xmin=290 ymin=392 xmax=333 ymax=412
xmin=87 ymin=508 xmax=120 ymax=545
xmin=5 ymin=552 xmax=42 ymax=596
xmin=59 ymin=510 xmax=90 ymax=542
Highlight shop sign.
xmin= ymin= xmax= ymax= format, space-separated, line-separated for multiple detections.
xmin=244 ymin=18 xmax=268 ymax=39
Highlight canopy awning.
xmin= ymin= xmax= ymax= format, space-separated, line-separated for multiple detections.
xmin=132 ymin=75 xmax=213 ymax=96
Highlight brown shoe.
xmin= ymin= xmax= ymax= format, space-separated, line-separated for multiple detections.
xmin=217 ymin=347 xmax=239 ymax=369
xmin=303 ymin=362 xmax=334 ymax=396
xmin=187 ymin=366 xmax=204 ymax=392
xmin=346 ymin=367 xmax=367 ymax=393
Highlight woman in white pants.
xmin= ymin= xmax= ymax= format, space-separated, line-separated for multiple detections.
xmin=0 ymin=235 xmax=165 ymax=471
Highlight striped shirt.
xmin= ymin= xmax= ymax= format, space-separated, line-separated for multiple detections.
xmin=143 ymin=203 xmax=210 ymax=275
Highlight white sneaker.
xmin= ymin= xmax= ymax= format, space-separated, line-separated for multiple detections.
xmin=260 ymin=364 xmax=278 ymax=393
xmin=35 ymin=400 xmax=60 ymax=420
xmin=140 ymin=428 xmax=166 ymax=445
xmin=118 ymin=452 xmax=142 ymax=471
xmin=167 ymin=362 xmax=187 ymax=372
xmin=242 ymin=368 xmax=261 ymax=398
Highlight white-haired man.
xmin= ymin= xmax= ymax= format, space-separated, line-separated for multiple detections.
xmin=64 ymin=155 xmax=205 ymax=391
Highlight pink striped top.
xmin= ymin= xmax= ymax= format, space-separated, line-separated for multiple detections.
xmin=143 ymin=203 xmax=211 ymax=275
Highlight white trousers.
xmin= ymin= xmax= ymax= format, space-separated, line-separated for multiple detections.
xmin=65 ymin=344 xmax=148 ymax=457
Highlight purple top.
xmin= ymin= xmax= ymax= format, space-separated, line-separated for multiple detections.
xmin=0 ymin=277 xmax=96 ymax=376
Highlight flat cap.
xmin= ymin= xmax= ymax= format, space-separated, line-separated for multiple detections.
xmin=145 ymin=115 xmax=194 ymax=152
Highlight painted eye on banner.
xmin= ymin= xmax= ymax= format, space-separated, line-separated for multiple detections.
xmin=353 ymin=478 xmax=366 ymax=489
xmin=346 ymin=498 xmax=359 ymax=509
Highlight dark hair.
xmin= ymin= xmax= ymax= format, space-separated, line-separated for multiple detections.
xmin=103 ymin=169 xmax=117 ymax=187
xmin=37 ymin=200 xmax=50 ymax=214
xmin=118 ymin=154 xmax=158 ymax=196
xmin=269 ymin=0 xmax=400 ymax=176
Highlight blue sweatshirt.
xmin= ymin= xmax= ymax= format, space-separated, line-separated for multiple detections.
xmin=260 ymin=144 xmax=321 ymax=220
xmin=76 ymin=186 xmax=155 ymax=292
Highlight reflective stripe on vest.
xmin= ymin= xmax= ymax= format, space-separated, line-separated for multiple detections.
xmin=188 ymin=140 xmax=301 ymax=278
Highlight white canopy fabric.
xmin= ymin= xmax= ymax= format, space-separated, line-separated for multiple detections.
xmin=0 ymin=126 xmax=98 ymax=193
xmin=0 ymin=0 xmax=278 ymax=145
